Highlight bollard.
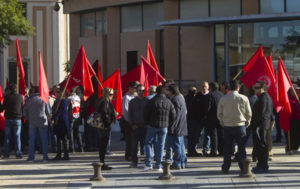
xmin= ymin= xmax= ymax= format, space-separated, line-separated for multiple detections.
xmin=239 ymin=159 xmax=255 ymax=178
xmin=158 ymin=161 xmax=175 ymax=180
xmin=90 ymin=162 xmax=106 ymax=181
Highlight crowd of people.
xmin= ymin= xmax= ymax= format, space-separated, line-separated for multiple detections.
xmin=0 ymin=78 xmax=300 ymax=175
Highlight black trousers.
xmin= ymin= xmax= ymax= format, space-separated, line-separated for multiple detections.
xmin=123 ymin=120 xmax=132 ymax=158
xmin=57 ymin=135 xmax=69 ymax=158
xmin=217 ymin=125 xmax=223 ymax=155
xmin=99 ymin=135 xmax=110 ymax=163
xmin=187 ymin=120 xmax=202 ymax=154
xmin=253 ymin=127 xmax=269 ymax=170
xmin=286 ymin=119 xmax=300 ymax=151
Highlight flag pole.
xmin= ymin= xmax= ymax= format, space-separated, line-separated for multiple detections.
xmin=291 ymin=85 xmax=300 ymax=104
xmin=93 ymin=75 xmax=104 ymax=90
xmin=17 ymin=68 xmax=19 ymax=94
xmin=232 ymin=69 xmax=243 ymax=81
xmin=53 ymin=75 xmax=71 ymax=114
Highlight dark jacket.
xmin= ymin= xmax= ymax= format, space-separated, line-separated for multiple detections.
xmin=252 ymin=92 xmax=273 ymax=130
xmin=52 ymin=98 xmax=69 ymax=137
xmin=168 ymin=94 xmax=188 ymax=136
xmin=207 ymin=90 xmax=223 ymax=127
xmin=184 ymin=94 xmax=198 ymax=120
xmin=1 ymin=92 xmax=23 ymax=120
xmin=144 ymin=94 xmax=176 ymax=128
xmin=128 ymin=97 xmax=149 ymax=127
xmin=195 ymin=92 xmax=210 ymax=122
xmin=95 ymin=98 xmax=116 ymax=135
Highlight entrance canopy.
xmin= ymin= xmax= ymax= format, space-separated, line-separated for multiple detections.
xmin=158 ymin=13 xmax=300 ymax=26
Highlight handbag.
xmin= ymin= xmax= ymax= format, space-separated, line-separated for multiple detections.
xmin=87 ymin=112 xmax=104 ymax=129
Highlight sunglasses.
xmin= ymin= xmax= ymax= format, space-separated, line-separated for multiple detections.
xmin=109 ymin=94 xmax=114 ymax=96
xmin=138 ymin=90 xmax=145 ymax=92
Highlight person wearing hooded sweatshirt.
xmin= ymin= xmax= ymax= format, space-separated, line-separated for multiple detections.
xmin=23 ymin=87 xmax=51 ymax=162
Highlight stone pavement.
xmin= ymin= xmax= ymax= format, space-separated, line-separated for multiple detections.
xmin=0 ymin=132 xmax=300 ymax=189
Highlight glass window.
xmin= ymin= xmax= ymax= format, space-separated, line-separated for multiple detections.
xmin=260 ymin=0 xmax=284 ymax=14
xmin=80 ymin=12 xmax=95 ymax=37
xmin=210 ymin=0 xmax=240 ymax=17
xmin=215 ymin=46 xmax=226 ymax=83
xmin=143 ymin=2 xmax=164 ymax=30
xmin=96 ymin=11 xmax=106 ymax=35
xmin=228 ymin=20 xmax=300 ymax=82
xmin=215 ymin=24 xmax=224 ymax=43
xmin=287 ymin=0 xmax=300 ymax=12
xmin=180 ymin=0 xmax=209 ymax=19
xmin=121 ymin=5 xmax=142 ymax=32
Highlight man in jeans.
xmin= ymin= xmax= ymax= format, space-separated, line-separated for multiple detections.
xmin=143 ymin=86 xmax=176 ymax=171
xmin=23 ymin=87 xmax=51 ymax=162
xmin=1 ymin=84 xmax=24 ymax=159
xmin=217 ymin=80 xmax=252 ymax=174
xmin=128 ymin=84 xmax=149 ymax=167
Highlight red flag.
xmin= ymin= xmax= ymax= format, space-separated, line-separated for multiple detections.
xmin=267 ymin=55 xmax=275 ymax=76
xmin=276 ymin=57 xmax=292 ymax=132
xmin=0 ymin=85 xmax=3 ymax=103
xmin=66 ymin=45 xmax=94 ymax=101
xmin=141 ymin=56 xmax=164 ymax=86
xmin=96 ymin=60 xmax=103 ymax=99
xmin=16 ymin=39 xmax=26 ymax=95
xmin=146 ymin=40 xmax=159 ymax=72
xmin=6 ymin=78 xmax=10 ymax=89
xmin=38 ymin=50 xmax=49 ymax=104
xmin=242 ymin=46 xmax=264 ymax=72
xmin=103 ymin=69 xmax=122 ymax=119
xmin=121 ymin=65 xmax=143 ymax=94
xmin=241 ymin=56 xmax=277 ymax=108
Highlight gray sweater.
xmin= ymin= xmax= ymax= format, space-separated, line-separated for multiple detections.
xmin=23 ymin=94 xmax=51 ymax=128
xmin=128 ymin=97 xmax=149 ymax=127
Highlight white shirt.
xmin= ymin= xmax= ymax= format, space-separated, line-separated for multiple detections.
xmin=122 ymin=92 xmax=136 ymax=121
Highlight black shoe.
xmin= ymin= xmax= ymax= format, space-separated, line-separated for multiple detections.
xmin=252 ymin=156 xmax=257 ymax=162
xmin=221 ymin=169 xmax=229 ymax=174
xmin=170 ymin=165 xmax=181 ymax=170
xmin=273 ymin=139 xmax=281 ymax=143
xmin=102 ymin=164 xmax=112 ymax=170
xmin=232 ymin=157 xmax=238 ymax=162
xmin=62 ymin=156 xmax=69 ymax=160
xmin=125 ymin=156 xmax=132 ymax=161
xmin=16 ymin=155 xmax=23 ymax=159
xmin=203 ymin=151 xmax=209 ymax=157
xmin=209 ymin=152 xmax=218 ymax=157
xmin=52 ymin=156 xmax=61 ymax=160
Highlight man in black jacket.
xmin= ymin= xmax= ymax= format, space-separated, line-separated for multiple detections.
xmin=1 ymin=84 xmax=23 ymax=159
xmin=251 ymin=81 xmax=273 ymax=173
xmin=207 ymin=82 xmax=223 ymax=156
xmin=143 ymin=86 xmax=176 ymax=171
xmin=165 ymin=84 xmax=188 ymax=169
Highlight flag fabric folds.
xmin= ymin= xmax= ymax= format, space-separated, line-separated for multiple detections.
xmin=65 ymin=45 xmax=94 ymax=101
xmin=146 ymin=40 xmax=159 ymax=72
xmin=276 ymin=57 xmax=292 ymax=132
xmin=16 ymin=39 xmax=26 ymax=95
xmin=242 ymin=46 xmax=264 ymax=73
xmin=103 ymin=69 xmax=123 ymax=119
xmin=0 ymin=85 xmax=4 ymax=131
xmin=38 ymin=50 xmax=49 ymax=104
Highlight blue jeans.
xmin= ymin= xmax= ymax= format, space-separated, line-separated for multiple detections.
xmin=28 ymin=127 xmax=49 ymax=160
xmin=144 ymin=126 xmax=167 ymax=169
xmin=165 ymin=135 xmax=186 ymax=168
xmin=222 ymin=126 xmax=247 ymax=171
xmin=4 ymin=119 xmax=22 ymax=157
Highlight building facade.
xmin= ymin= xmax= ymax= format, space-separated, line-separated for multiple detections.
xmin=1 ymin=0 xmax=69 ymax=89
xmin=63 ymin=0 xmax=300 ymax=89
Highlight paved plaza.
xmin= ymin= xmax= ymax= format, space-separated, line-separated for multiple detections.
xmin=0 ymin=132 xmax=299 ymax=189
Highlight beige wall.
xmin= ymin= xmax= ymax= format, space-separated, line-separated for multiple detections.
xmin=64 ymin=0 xmax=156 ymax=13
xmin=120 ymin=31 xmax=159 ymax=75
xmin=242 ymin=0 xmax=259 ymax=15
xmin=8 ymin=40 xmax=28 ymax=57
xmin=163 ymin=0 xmax=179 ymax=80
xmin=69 ymin=14 xmax=81 ymax=65
xmin=106 ymin=7 xmax=121 ymax=78
xmin=181 ymin=26 xmax=212 ymax=83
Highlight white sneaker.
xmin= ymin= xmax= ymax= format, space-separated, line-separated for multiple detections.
xmin=143 ymin=166 xmax=153 ymax=171
xmin=153 ymin=168 xmax=163 ymax=172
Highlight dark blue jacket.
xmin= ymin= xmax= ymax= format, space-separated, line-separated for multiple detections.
xmin=53 ymin=98 xmax=69 ymax=137
xmin=168 ymin=94 xmax=188 ymax=136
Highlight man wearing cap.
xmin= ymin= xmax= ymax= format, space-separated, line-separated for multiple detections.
xmin=121 ymin=82 xmax=138 ymax=161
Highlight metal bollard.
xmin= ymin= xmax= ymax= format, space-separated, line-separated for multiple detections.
xmin=158 ymin=161 xmax=175 ymax=180
xmin=239 ymin=159 xmax=255 ymax=178
xmin=90 ymin=162 xmax=106 ymax=181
